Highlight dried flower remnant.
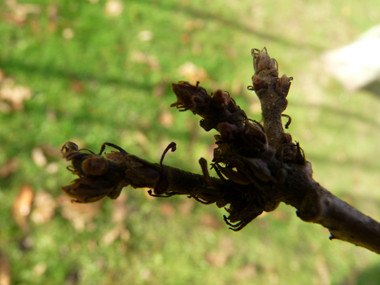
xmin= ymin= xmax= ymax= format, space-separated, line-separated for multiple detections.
xmin=12 ymin=185 xmax=34 ymax=232
xmin=61 ymin=142 xmax=130 ymax=203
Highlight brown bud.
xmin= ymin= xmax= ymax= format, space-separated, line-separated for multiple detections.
xmin=171 ymin=81 xmax=210 ymax=114
xmin=211 ymin=89 xmax=230 ymax=109
xmin=217 ymin=122 xmax=238 ymax=140
xmin=275 ymin=74 xmax=293 ymax=96
xmin=251 ymin=47 xmax=278 ymax=76
xmin=82 ymin=156 xmax=108 ymax=176
xmin=242 ymin=121 xmax=267 ymax=148
xmin=61 ymin=177 xmax=114 ymax=203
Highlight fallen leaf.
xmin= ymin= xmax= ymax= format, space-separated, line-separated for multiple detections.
xmin=130 ymin=51 xmax=160 ymax=71
xmin=102 ymin=224 xmax=130 ymax=246
xmin=0 ymin=78 xmax=32 ymax=110
xmin=104 ymin=0 xmax=123 ymax=17
xmin=31 ymin=147 xmax=47 ymax=167
xmin=2 ymin=0 xmax=41 ymax=25
xmin=46 ymin=162 xmax=59 ymax=174
xmin=57 ymin=195 xmax=102 ymax=232
xmin=30 ymin=191 xmax=57 ymax=224
xmin=12 ymin=184 xmax=34 ymax=232
xmin=178 ymin=62 xmax=209 ymax=83
xmin=0 ymin=251 xmax=11 ymax=285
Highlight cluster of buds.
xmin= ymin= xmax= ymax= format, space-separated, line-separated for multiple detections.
xmin=171 ymin=81 xmax=247 ymax=132
xmin=61 ymin=142 xmax=130 ymax=203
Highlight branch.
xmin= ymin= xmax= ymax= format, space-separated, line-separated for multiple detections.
xmin=60 ymin=48 xmax=380 ymax=254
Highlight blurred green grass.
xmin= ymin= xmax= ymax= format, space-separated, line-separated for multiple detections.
xmin=1 ymin=0 xmax=380 ymax=284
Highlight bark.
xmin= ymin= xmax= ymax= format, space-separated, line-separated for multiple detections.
xmin=60 ymin=48 xmax=380 ymax=254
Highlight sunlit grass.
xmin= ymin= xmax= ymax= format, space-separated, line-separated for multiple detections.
xmin=1 ymin=0 xmax=380 ymax=284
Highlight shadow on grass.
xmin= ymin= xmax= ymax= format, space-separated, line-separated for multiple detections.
xmin=142 ymin=0 xmax=325 ymax=52
xmin=292 ymin=102 xmax=380 ymax=129
xmin=0 ymin=58 xmax=154 ymax=92
xmin=336 ymin=262 xmax=380 ymax=285
xmin=363 ymin=80 xmax=380 ymax=97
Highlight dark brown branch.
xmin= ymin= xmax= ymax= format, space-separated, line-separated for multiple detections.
xmin=60 ymin=48 xmax=380 ymax=254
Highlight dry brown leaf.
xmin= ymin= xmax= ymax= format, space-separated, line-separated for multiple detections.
xmin=104 ymin=0 xmax=123 ymax=17
xmin=57 ymin=195 xmax=102 ymax=232
xmin=102 ymin=224 xmax=130 ymax=246
xmin=0 ymin=251 xmax=11 ymax=285
xmin=130 ymin=51 xmax=160 ymax=71
xmin=46 ymin=162 xmax=59 ymax=174
xmin=31 ymin=147 xmax=47 ymax=167
xmin=0 ymin=158 xmax=20 ymax=178
xmin=0 ymin=78 xmax=32 ymax=111
xmin=12 ymin=184 xmax=34 ymax=232
xmin=30 ymin=191 xmax=57 ymax=224
xmin=178 ymin=62 xmax=209 ymax=83
xmin=3 ymin=0 xmax=41 ymax=25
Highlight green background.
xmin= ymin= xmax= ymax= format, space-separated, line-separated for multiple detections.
xmin=1 ymin=0 xmax=380 ymax=284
